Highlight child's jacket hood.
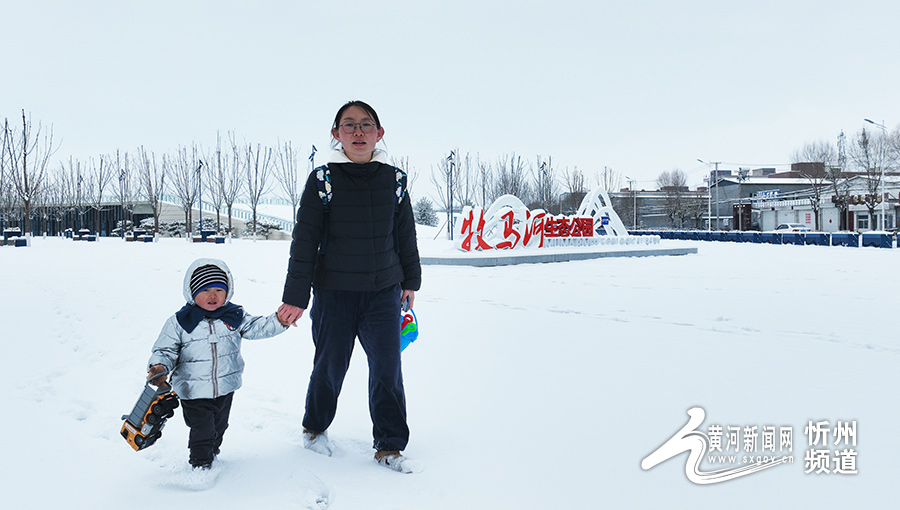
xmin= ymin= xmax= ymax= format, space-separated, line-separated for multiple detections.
xmin=183 ymin=258 xmax=235 ymax=305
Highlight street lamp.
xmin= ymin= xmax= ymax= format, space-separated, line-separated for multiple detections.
xmin=119 ymin=169 xmax=126 ymax=239
xmin=698 ymin=159 xmax=721 ymax=230
xmin=864 ymin=118 xmax=889 ymax=231
xmin=697 ymin=160 xmax=711 ymax=231
xmin=624 ymin=176 xmax=637 ymax=229
xmin=444 ymin=151 xmax=456 ymax=240
xmin=197 ymin=159 xmax=204 ymax=235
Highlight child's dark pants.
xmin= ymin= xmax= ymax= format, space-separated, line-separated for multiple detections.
xmin=304 ymin=284 xmax=409 ymax=452
xmin=181 ymin=392 xmax=234 ymax=467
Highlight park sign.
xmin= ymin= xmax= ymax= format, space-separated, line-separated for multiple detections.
xmin=455 ymin=188 xmax=631 ymax=252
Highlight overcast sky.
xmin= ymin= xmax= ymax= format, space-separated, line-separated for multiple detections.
xmin=3 ymin=0 xmax=899 ymax=198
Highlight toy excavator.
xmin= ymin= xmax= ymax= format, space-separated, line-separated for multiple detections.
xmin=120 ymin=370 xmax=179 ymax=451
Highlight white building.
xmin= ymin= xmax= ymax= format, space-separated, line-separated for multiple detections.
xmin=754 ymin=175 xmax=898 ymax=232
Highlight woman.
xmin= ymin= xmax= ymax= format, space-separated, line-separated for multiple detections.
xmin=279 ymin=100 xmax=421 ymax=472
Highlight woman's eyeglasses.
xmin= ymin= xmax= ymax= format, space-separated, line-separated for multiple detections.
xmin=338 ymin=121 xmax=378 ymax=134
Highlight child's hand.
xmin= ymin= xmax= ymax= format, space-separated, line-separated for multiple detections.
xmin=147 ymin=364 xmax=168 ymax=387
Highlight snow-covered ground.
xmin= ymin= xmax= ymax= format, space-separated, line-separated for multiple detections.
xmin=2 ymin=229 xmax=896 ymax=509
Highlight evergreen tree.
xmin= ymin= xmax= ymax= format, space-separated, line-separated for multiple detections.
xmin=242 ymin=220 xmax=282 ymax=239
xmin=414 ymin=197 xmax=438 ymax=226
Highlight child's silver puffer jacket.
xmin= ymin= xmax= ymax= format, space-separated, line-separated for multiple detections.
xmin=148 ymin=258 xmax=287 ymax=400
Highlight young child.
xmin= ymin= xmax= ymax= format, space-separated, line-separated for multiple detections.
xmin=148 ymin=257 xmax=290 ymax=469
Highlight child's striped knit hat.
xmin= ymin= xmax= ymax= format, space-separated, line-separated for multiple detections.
xmin=190 ymin=264 xmax=229 ymax=298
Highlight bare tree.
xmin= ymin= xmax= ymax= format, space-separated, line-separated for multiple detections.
xmin=531 ymin=155 xmax=560 ymax=213
xmin=59 ymin=157 xmax=88 ymax=232
xmin=204 ymin=132 xmax=230 ymax=233
xmin=477 ymin=158 xmax=492 ymax=208
xmin=492 ymin=153 xmax=531 ymax=203
xmin=167 ymin=144 xmax=201 ymax=235
xmin=560 ymin=166 xmax=587 ymax=214
xmin=791 ymin=140 xmax=837 ymax=231
xmin=196 ymin=144 xmax=212 ymax=231
xmin=55 ymin=160 xmax=73 ymax=231
xmin=828 ymin=130 xmax=853 ymax=229
xmin=827 ymin=166 xmax=852 ymax=230
xmin=890 ymin=125 xmax=900 ymax=163
xmin=86 ymin=154 xmax=115 ymax=234
xmin=44 ymin=171 xmax=69 ymax=235
xmin=244 ymin=142 xmax=274 ymax=238
xmin=112 ymin=150 xmax=135 ymax=235
xmin=850 ymin=127 xmax=893 ymax=228
xmin=137 ymin=146 xmax=166 ymax=233
xmin=390 ymin=155 xmax=419 ymax=197
xmin=223 ymin=132 xmax=246 ymax=234
xmin=685 ymin=189 xmax=707 ymax=229
xmin=429 ymin=149 xmax=460 ymax=235
xmin=0 ymin=179 xmax=19 ymax=229
xmin=562 ymin=166 xmax=586 ymax=195
xmin=657 ymin=169 xmax=689 ymax=228
xmin=792 ymin=140 xmax=838 ymax=167
xmin=3 ymin=111 xmax=57 ymax=234
xmin=0 ymin=125 xmax=10 ymax=228
xmin=595 ymin=166 xmax=622 ymax=193
xmin=456 ymin=152 xmax=477 ymax=208
xmin=275 ymin=139 xmax=301 ymax=230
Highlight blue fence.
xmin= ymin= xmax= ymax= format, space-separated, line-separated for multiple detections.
xmin=631 ymin=231 xmax=895 ymax=249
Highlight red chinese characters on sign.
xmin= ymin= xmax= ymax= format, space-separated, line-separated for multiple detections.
xmin=494 ymin=210 xmax=521 ymax=250
xmin=457 ymin=205 xmax=593 ymax=252
xmin=458 ymin=207 xmax=492 ymax=252
xmin=523 ymin=210 xmax=547 ymax=247
xmin=544 ymin=217 xmax=594 ymax=238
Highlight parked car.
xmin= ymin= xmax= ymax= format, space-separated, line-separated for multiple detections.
xmin=774 ymin=223 xmax=810 ymax=232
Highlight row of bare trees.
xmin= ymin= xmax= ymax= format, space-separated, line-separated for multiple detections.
xmin=1 ymin=111 xmax=57 ymax=234
xmin=20 ymin=113 xmax=894 ymax=237
xmin=129 ymin=133 xmax=291 ymax=236
xmin=5 ymin=112 xmax=641 ymax=238
xmin=651 ymin=169 xmax=707 ymax=229
xmin=791 ymin=126 xmax=899 ymax=230
xmin=0 ymin=113 xmax=316 ymax=237
xmin=428 ymin=151 xmax=618 ymax=223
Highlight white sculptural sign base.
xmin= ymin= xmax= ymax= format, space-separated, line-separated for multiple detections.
xmin=455 ymin=188 xmax=657 ymax=252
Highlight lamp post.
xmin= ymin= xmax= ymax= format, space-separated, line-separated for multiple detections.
xmin=624 ymin=176 xmax=636 ymax=229
xmin=864 ymin=118 xmax=889 ymax=231
xmin=698 ymin=159 xmax=721 ymax=229
xmin=76 ymin=174 xmax=83 ymax=232
xmin=697 ymin=160 xmax=711 ymax=231
xmin=540 ymin=161 xmax=547 ymax=210
xmin=447 ymin=150 xmax=455 ymax=240
xmin=197 ymin=159 xmax=204 ymax=235
xmin=119 ymin=168 xmax=126 ymax=238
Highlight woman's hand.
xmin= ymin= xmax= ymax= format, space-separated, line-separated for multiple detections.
xmin=401 ymin=290 xmax=416 ymax=311
xmin=278 ymin=303 xmax=305 ymax=326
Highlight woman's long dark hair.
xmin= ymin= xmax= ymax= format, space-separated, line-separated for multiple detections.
xmin=332 ymin=100 xmax=381 ymax=130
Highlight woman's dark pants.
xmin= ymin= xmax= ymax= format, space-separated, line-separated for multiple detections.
xmin=303 ymin=284 xmax=409 ymax=452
